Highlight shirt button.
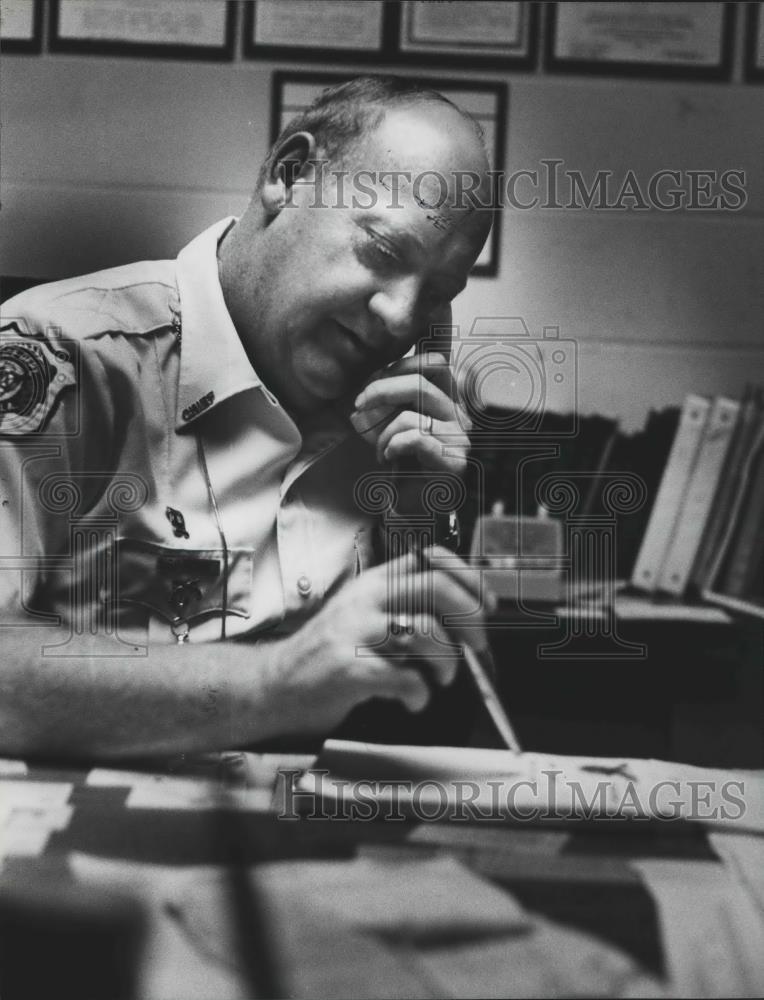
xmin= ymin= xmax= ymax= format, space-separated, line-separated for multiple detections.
xmin=297 ymin=575 xmax=312 ymax=597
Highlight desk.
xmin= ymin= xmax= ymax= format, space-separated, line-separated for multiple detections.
xmin=1 ymin=752 xmax=763 ymax=998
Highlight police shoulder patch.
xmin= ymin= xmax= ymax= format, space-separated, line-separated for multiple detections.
xmin=0 ymin=322 xmax=76 ymax=435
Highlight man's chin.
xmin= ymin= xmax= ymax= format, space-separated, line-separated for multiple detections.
xmin=296 ymin=363 xmax=368 ymax=410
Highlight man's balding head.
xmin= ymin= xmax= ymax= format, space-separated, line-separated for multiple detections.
xmin=256 ymin=75 xmax=487 ymax=193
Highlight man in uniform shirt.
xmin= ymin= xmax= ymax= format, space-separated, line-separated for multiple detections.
xmin=0 ymin=77 xmax=495 ymax=759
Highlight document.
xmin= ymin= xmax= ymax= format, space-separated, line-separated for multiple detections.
xmin=297 ymin=740 xmax=764 ymax=832
xmin=0 ymin=780 xmax=74 ymax=860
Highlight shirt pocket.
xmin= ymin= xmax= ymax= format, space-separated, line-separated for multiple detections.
xmin=107 ymin=538 xmax=254 ymax=625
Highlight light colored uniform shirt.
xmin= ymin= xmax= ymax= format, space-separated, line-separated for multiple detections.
xmin=0 ymin=219 xmax=377 ymax=649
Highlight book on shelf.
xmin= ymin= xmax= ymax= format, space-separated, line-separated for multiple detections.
xmin=703 ymin=394 xmax=764 ymax=619
xmin=689 ymin=386 xmax=761 ymax=594
xmin=604 ymin=406 xmax=680 ymax=578
xmin=656 ymin=395 xmax=740 ymax=596
xmin=630 ymin=394 xmax=711 ymax=593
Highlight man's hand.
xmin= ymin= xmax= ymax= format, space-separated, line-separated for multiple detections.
xmin=262 ymin=547 xmax=490 ymax=737
xmin=350 ymin=352 xmax=472 ymax=477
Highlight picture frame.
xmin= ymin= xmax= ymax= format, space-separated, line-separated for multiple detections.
xmin=49 ymin=0 xmax=236 ymax=61
xmin=745 ymin=2 xmax=764 ymax=82
xmin=244 ymin=0 xmax=389 ymax=63
xmin=0 ymin=0 xmax=42 ymax=54
xmin=270 ymin=71 xmax=507 ymax=277
xmin=546 ymin=2 xmax=735 ymax=80
xmin=392 ymin=0 xmax=537 ymax=70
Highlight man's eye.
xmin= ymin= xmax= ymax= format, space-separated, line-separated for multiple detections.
xmin=373 ymin=241 xmax=397 ymax=261
xmin=362 ymin=231 xmax=400 ymax=267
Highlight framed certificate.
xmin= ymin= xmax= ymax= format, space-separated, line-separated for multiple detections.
xmin=270 ymin=72 xmax=507 ymax=277
xmin=0 ymin=0 xmax=42 ymax=53
xmin=244 ymin=0 xmax=387 ymax=62
xmin=746 ymin=2 xmax=764 ymax=82
xmin=394 ymin=0 xmax=537 ymax=69
xmin=49 ymin=1 xmax=235 ymax=60
xmin=547 ymin=2 xmax=734 ymax=80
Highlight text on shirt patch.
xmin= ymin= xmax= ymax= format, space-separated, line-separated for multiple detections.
xmin=182 ymin=390 xmax=215 ymax=422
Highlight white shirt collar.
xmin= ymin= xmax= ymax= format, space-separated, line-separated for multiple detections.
xmin=174 ymin=217 xmax=262 ymax=431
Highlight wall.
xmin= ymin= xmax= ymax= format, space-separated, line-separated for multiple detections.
xmin=1 ymin=3 xmax=763 ymax=430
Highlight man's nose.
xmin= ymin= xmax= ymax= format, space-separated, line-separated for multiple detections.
xmin=368 ymin=276 xmax=422 ymax=347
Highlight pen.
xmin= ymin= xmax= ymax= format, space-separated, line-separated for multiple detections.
xmin=409 ymin=542 xmax=523 ymax=753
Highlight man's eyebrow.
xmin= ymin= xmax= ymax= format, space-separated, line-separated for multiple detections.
xmin=357 ymin=213 xmax=425 ymax=254
xmin=355 ymin=216 xmax=470 ymax=292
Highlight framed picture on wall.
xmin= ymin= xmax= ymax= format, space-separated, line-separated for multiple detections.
xmin=0 ymin=0 xmax=42 ymax=53
xmin=244 ymin=1 xmax=388 ymax=62
xmin=270 ymin=71 xmax=507 ymax=277
xmin=393 ymin=0 xmax=537 ymax=69
xmin=49 ymin=1 xmax=235 ymax=60
xmin=546 ymin=2 xmax=735 ymax=80
xmin=745 ymin=2 xmax=764 ymax=81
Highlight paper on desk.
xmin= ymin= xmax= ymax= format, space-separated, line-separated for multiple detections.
xmin=69 ymin=853 xmax=526 ymax=999
xmin=414 ymin=916 xmax=666 ymax=999
xmin=69 ymin=854 xmax=249 ymax=1000
xmin=0 ymin=780 xmax=72 ymax=808
xmin=171 ymin=859 xmax=456 ymax=1000
xmin=69 ymin=852 xmax=665 ymax=999
xmin=169 ymin=856 xmax=660 ymax=999
xmin=299 ymin=740 xmax=764 ymax=832
xmin=0 ymin=758 xmax=27 ymax=776
xmin=258 ymin=854 xmax=530 ymax=944
xmin=0 ymin=780 xmax=74 ymax=860
xmin=87 ymin=769 xmax=271 ymax=812
xmin=709 ymin=832 xmax=764 ymax=916
xmin=635 ymin=859 xmax=764 ymax=997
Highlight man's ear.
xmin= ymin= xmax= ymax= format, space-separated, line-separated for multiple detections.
xmin=261 ymin=131 xmax=318 ymax=215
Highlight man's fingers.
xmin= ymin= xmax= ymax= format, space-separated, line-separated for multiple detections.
xmin=383 ymin=612 xmax=461 ymax=687
xmin=375 ymin=410 xmax=470 ymax=463
xmin=353 ymin=550 xmax=491 ymax=654
xmin=426 ymin=570 xmax=489 ymax=652
xmin=359 ymin=649 xmax=431 ymax=713
xmin=349 ymin=401 xmax=399 ymax=444
xmin=382 ymin=429 xmax=465 ymax=473
xmin=390 ymin=666 xmax=431 ymax=713
xmin=426 ymin=545 xmax=493 ymax=610
xmin=355 ymin=374 xmax=456 ymax=422
xmin=379 ymin=577 xmax=488 ymax=654
xmin=365 ymin=548 xmax=491 ymax=620
xmin=387 ymin=351 xmax=456 ymax=397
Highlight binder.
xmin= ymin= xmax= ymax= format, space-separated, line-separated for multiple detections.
xmin=710 ymin=409 xmax=764 ymax=600
xmin=657 ymin=396 xmax=740 ymax=596
xmin=703 ymin=410 xmax=764 ymax=618
xmin=689 ymin=387 xmax=760 ymax=594
xmin=630 ymin=394 xmax=711 ymax=592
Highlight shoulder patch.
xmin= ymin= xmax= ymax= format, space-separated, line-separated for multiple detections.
xmin=0 ymin=322 xmax=76 ymax=435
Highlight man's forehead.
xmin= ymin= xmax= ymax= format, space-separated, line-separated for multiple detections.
xmin=357 ymin=103 xmax=489 ymax=190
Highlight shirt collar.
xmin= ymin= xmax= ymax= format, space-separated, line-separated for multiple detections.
xmin=173 ymin=218 xmax=354 ymax=453
xmin=174 ymin=217 xmax=262 ymax=431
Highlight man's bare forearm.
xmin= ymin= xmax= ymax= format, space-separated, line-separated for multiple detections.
xmin=0 ymin=631 xmax=288 ymax=760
